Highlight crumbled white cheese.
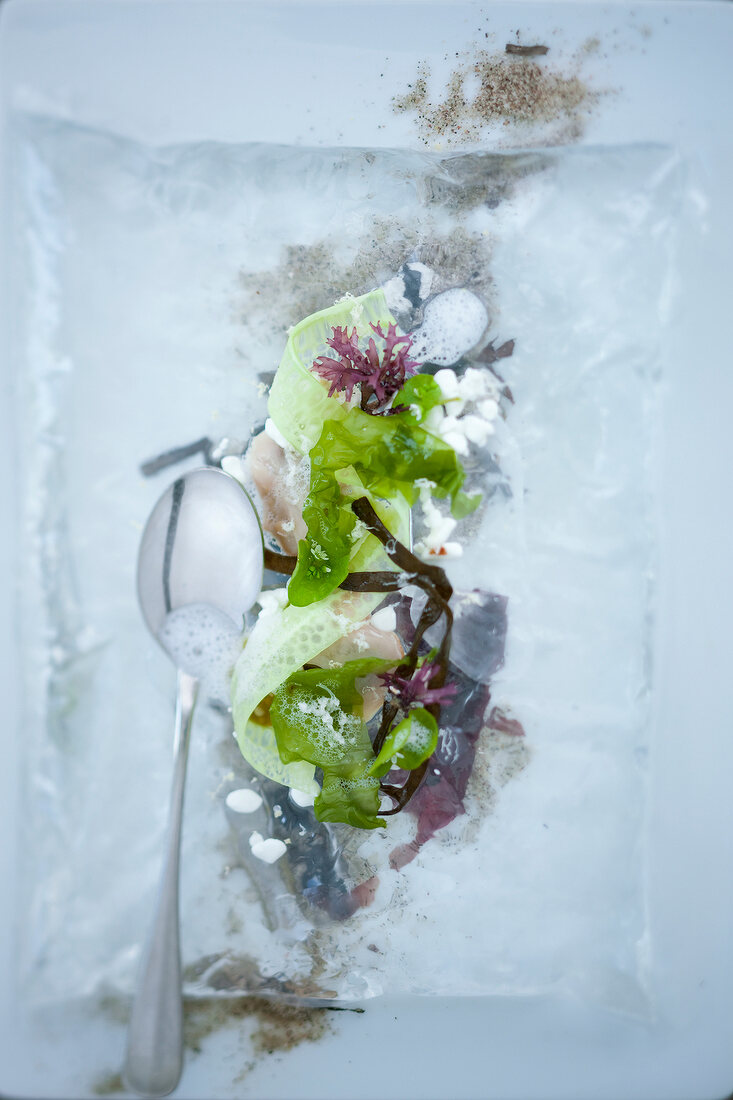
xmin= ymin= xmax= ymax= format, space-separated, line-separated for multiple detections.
xmin=439 ymin=424 xmax=469 ymax=455
xmin=290 ymin=788 xmax=316 ymax=808
xmin=225 ymin=788 xmax=263 ymax=814
xmin=257 ymin=587 xmax=289 ymax=618
xmin=370 ymin=605 xmax=397 ymax=633
xmin=264 ymin=417 xmax=289 ymax=450
xmin=434 ymin=368 xmax=461 ymax=401
xmin=440 ymin=541 xmax=464 ymax=558
xmin=460 ymin=413 xmax=495 ymax=446
xmin=221 ymin=455 xmax=248 ymax=486
xmin=478 ymin=397 xmax=500 ymax=421
xmin=457 ymin=367 xmax=491 ymax=402
xmin=423 ymin=503 xmax=457 ymax=547
xmin=414 ymin=540 xmax=464 ymax=560
xmin=424 ymin=368 xmax=501 ymax=458
xmin=248 ymin=832 xmax=287 ymax=864
xmin=434 ymin=370 xmax=466 ymax=417
xmin=414 ymin=481 xmax=461 ymax=560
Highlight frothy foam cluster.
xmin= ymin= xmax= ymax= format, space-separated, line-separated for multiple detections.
xmin=158 ymin=603 xmax=243 ymax=704
xmin=409 ymin=288 xmax=489 ymax=367
xmin=276 ymin=687 xmax=360 ymax=764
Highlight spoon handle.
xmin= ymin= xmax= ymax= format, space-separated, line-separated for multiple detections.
xmin=124 ymin=671 xmax=199 ymax=1098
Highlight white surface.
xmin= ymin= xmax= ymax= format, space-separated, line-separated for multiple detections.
xmin=1 ymin=2 xmax=733 ymax=1099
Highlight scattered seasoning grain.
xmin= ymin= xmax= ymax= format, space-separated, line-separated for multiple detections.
xmin=94 ymin=989 xmax=334 ymax=1093
xmin=91 ymin=1072 xmax=124 ymax=1097
xmin=393 ymin=46 xmax=602 ymax=146
xmin=239 ymin=217 xmax=499 ymax=333
xmin=182 ymin=996 xmax=332 ymax=1057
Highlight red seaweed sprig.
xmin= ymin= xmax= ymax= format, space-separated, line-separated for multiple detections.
xmin=312 ymin=323 xmax=417 ymax=414
xmin=379 ymin=661 xmax=458 ymax=710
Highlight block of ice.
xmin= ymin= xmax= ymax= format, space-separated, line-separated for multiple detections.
xmin=11 ymin=116 xmax=683 ymax=1012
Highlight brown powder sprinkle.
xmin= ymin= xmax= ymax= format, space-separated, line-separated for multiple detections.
xmin=239 ymin=216 xmax=498 ymax=336
xmin=393 ymin=47 xmax=602 ymax=146
xmin=91 ymin=1072 xmax=125 ymax=1097
xmin=182 ymin=995 xmax=332 ymax=1057
xmin=93 ymin=991 xmax=334 ymax=1093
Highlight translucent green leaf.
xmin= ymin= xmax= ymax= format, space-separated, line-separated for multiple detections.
xmin=288 ymin=406 xmax=467 ymax=606
xmin=231 ymin=588 xmax=385 ymax=790
xmin=267 ymin=288 xmax=398 ymax=454
xmin=270 ymin=659 xmax=395 ymax=830
xmin=368 ymin=707 xmax=439 ymax=778
xmin=397 ymin=374 xmax=444 ymax=422
xmin=452 ymin=488 xmax=483 ymax=519
xmin=315 ymin=771 xmax=385 ymax=831
xmin=270 ymin=659 xmax=392 ymax=767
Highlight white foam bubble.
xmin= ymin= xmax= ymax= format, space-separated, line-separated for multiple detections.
xmin=410 ymin=288 xmax=489 ymax=367
xmin=158 ymin=603 xmax=243 ymax=703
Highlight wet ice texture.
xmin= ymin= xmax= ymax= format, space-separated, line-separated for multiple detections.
xmin=12 ymin=119 xmax=681 ymax=1011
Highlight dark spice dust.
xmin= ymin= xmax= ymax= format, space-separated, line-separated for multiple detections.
xmin=92 ymin=1072 xmax=125 ymax=1097
xmin=183 ymin=996 xmax=333 ymax=1057
xmin=93 ymin=992 xmax=335 ymax=1094
xmin=239 ymin=217 xmax=497 ymax=336
xmin=393 ymin=44 xmax=603 ymax=146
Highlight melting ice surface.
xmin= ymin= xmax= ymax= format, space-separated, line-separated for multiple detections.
xmin=157 ymin=603 xmax=242 ymax=704
xmin=13 ymin=118 xmax=683 ymax=1011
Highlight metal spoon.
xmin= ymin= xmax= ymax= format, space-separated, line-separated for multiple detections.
xmin=124 ymin=467 xmax=263 ymax=1097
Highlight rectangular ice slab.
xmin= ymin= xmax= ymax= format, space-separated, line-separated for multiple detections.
xmin=11 ymin=118 xmax=681 ymax=1012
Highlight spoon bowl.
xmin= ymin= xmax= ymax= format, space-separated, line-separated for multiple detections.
xmin=137 ymin=466 xmax=264 ymax=646
xmin=124 ymin=466 xmax=263 ymax=1097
